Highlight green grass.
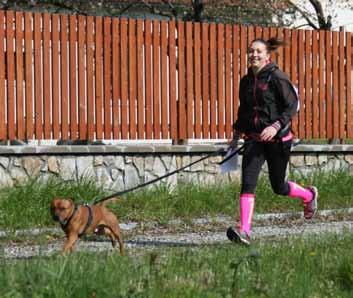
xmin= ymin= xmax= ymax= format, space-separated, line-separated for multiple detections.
xmin=1 ymin=233 xmax=353 ymax=297
xmin=0 ymin=170 xmax=352 ymax=230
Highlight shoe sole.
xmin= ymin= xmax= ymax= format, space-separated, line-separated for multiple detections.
xmin=226 ymin=227 xmax=250 ymax=246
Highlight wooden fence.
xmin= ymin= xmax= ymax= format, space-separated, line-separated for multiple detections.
xmin=0 ymin=10 xmax=351 ymax=141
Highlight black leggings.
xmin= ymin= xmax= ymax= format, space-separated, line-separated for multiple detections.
xmin=241 ymin=140 xmax=292 ymax=195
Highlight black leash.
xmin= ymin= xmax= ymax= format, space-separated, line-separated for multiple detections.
xmin=91 ymin=137 xmax=302 ymax=205
xmin=92 ymin=143 xmax=246 ymax=205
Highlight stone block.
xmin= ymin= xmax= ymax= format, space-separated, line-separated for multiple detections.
xmin=77 ymin=156 xmax=94 ymax=179
xmin=59 ymin=158 xmax=77 ymax=180
xmin=48 ymin=156 xmax=59 ymax=174
xmin=22 ymin=157 xmax=42 ymax=176
xmin=0 ymin=157 xmax=10 ymax=169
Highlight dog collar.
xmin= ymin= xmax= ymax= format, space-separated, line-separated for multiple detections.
xmin=60 ymin=205 xmax=78 ymax=230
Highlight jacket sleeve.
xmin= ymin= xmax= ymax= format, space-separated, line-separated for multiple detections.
xmin=273 ymin=77 xmax=298 ymax=127
xmin=232 ymin=78 xmax=246 ymax=134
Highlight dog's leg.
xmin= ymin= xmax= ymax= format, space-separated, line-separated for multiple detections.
xmin=62 ymin=233 xmax=78 ymax=254
xmin=109 ymin=225 xmax=124 ymax=255
xmin=103 ymin=227 xmax=117 ymax=248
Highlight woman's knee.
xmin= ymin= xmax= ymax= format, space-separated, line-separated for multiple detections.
xmin=272 ymin=182 xmax=290 ymax=196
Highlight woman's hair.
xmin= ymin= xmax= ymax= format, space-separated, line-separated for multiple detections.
xmin=251 ymin=37 xmax=286 ymax=52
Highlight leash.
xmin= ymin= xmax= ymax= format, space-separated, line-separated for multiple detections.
xmin=92 ymin=143 xmax=247 ymax=205
xmin=91 ymin=137 xmax=300 ymax=205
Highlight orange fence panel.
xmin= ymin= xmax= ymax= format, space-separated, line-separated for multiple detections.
xmin=0 ymin=10 xmax=353 ymax=142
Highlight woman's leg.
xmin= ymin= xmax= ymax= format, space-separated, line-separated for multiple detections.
xmin=239 ymin=141 xmax=265 ymax=235
xmin=266 ymin=140 xmax=318 ymax=219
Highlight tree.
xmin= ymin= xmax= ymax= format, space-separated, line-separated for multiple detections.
xmin=275 ymin=0 xmax=353 ymax=30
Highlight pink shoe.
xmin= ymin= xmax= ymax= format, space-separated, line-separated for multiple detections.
xmin=304 ymin=186 xmax=318 ymax=219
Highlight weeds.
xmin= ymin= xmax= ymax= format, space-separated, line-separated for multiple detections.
xmin=0 ymin=170 xmax=353 ymax=230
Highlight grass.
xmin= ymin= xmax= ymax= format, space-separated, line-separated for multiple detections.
xmin=0 ymin=170 xmax=352 ymax=230
xmin=1 ymin=233 xmax=353 ymax=297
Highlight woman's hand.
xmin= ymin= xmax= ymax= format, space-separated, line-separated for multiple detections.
xmin=260 ymin=125 xmax=278 ymax=141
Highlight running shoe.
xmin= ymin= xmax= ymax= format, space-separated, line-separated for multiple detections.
xmin=226 ymin=227 xmax=250 ymax=246
xmin=304 ymin=186 xmax=318 ymax=219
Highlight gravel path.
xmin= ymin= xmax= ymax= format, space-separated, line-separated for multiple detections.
xmin=2 ymin=208 xmax=353 ymax=259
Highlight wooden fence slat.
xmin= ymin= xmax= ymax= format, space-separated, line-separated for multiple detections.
xmin=186 ymin=21 xmax=194 ymax=139
xmin=78 ymin=15 xmax=86 ymax=140
xmin=95 ymin=17 xmax=103 ymax=140
xmin=194 ymin=22 xmax=201 ymax=139
xmin=277 ymin=27 xmax=284 ymax=70
xmin=6 ymin=11 xmax=15 ymax=140
xmin=69 ymin=15 xmax=77 ymax=140
xmin=247 ymin=25 xmax=254 ymax=48
xmin=15 ymin=12 xmax=24 ymax=140
xmin=319 ymin=30 xmax=325 ymax=138
xmin=136 ymin=19 xmax=144 ymax=139
xmin=103 ymin=17 xmax=112 ymax=139
xmin=86 ymin=16 xmax=94 ymax=140
xmin=144 ymin=19 xmax=152 ymax=139
xmin=128 ymin=18 xmax=136 ymax=139
xmin=52 ymin=14 xmax=60 ymax=139
xmin=112 ymin=18 xmax=120 ymax=139
xmin=209 ymin=23 xmax=217 ymax=139
xmin=24 ymin=13 xmax=33 ymax=140
xmin=217 ymin=23 xmax=225 ymax=138
xmin=298 ymin=30 xmax=305 ymax=139
xmin=332 ymin=31 xmax=339 ymax=138
xmin=325 ymin=30 xmax=332 ymax=139
xmin=33 ymin=13 xmax=43 ymax=140
xmin=284 ymin=28 xmax=290 ymax=76
xmin=305 ymin=29 xmax=313 ymax=139
xmin=239 ymin=25 xmax=247 ymax=78
xmin=339 ymin=30 xmax=345 ymax=139
xmin=201 ymin=22 xmax=209 ymax=138
xmin=177 ymin=21 xmax=186 ymax=140
xmin=262 ymin=27 xmax=269 ymax=41
xmin=6 ymin=15 xmax=13 ymax=137
xmin=153 ymin=20 xmax=160 ymax=139
xmin=0 ymin=11 xmax=5 ymax=139
xmin=60 ymin=14 xmax=69 ymax=140
xmin=232 ymin=24 xmax=239 ymax=134
xmin=225 ymin=24 xmax=232 ymax=139
xmin=160 ymin=20 xmax=168 ymax=139
xmin=290 ymin=29 xmax=298 ymax=136
xmin=269 ymin=27 xmax=277 ymax=62
xmin=120 ymin=18 xmax=128 ymax=139
xmin=346 ymin=32 xmax=352 ymax=138
xmin=43 ymin=13 xmax=51 ymax=139
xmin=168 ymin=20 xmax=177 ymax=141
xmin=312 ymin=30 xmax=319 ymax=138
xmin=255 ymin=26 xmax=262 ymax=39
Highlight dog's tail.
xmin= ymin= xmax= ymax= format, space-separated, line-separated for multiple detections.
xmin=95 ymin=196 xmax=120 ymax=206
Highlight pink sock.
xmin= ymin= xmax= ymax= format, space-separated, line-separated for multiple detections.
xmin=288 ymin=181 xmax=313 ymax=203
xmin=239 ymin=193 xmax=255 ymax=236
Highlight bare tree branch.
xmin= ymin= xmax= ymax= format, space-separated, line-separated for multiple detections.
xmin=286 ymin=0 xmax=319 ymax=29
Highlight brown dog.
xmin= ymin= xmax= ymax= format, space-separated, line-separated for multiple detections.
xmin=50 ymin=197 xmax=124 ymax=255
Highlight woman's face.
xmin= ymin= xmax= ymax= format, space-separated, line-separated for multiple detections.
xmin=248 ymin=41 xmax=270 ymax=73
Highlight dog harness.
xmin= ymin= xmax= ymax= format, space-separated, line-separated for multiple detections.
xmin=61 ymin=204 xmax=93 ymax=237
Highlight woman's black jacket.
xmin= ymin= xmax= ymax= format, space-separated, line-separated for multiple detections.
xmin=233 ymin=62 xmax=298 ymax=135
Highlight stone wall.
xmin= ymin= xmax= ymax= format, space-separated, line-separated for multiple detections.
xmin=0 ymin=143 xmax=353 ymax=189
